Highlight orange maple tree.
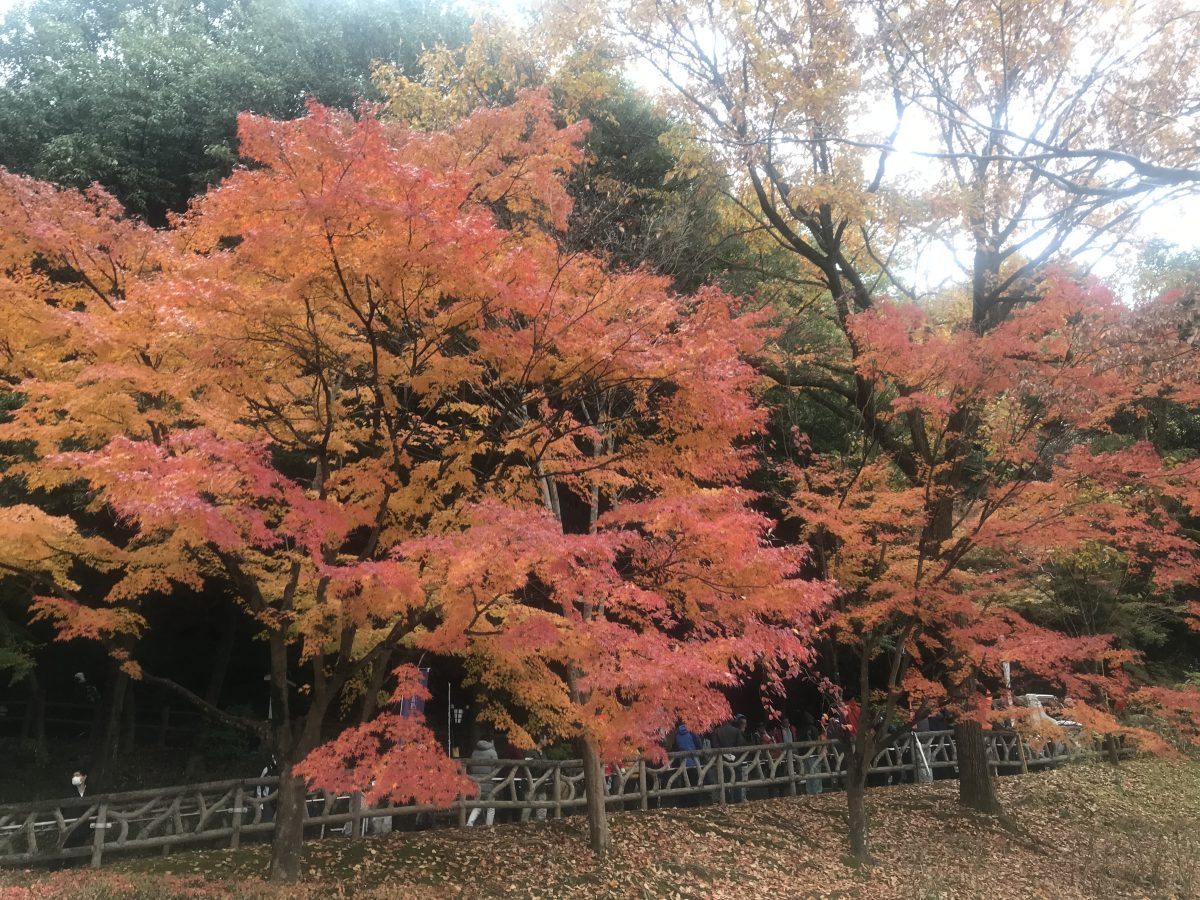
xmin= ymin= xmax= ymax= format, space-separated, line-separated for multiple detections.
xmin=321 ymin=263 xmax=832 ymax=854
xmin=0 ymin=90 xmax=827 ymax=876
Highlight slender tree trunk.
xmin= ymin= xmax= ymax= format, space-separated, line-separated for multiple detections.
xmin=91 ymin=663 xmax=128 ymax=789
xmin=268 ymin=763 xmax=309 ymax=884
xmin=20 ymin=672 xmax=46 ymax=754
xmin=579 ymin=735 xmax=611 ymax=859
xmin=845 ymin=746 xmax=872 ymax=863
xmin=184 ymin=605 xmax=239 ymax=779
xmin=119 ymin=682 xmax=136 ymax=753
xmin=955 ymin=720 xmax=1001 ymax=814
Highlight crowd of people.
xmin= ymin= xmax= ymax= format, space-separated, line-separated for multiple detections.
xmin=460 ymin=702 xmax=958 ymax=825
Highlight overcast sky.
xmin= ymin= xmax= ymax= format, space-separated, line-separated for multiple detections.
xmin=0 ymin=0 xmax=1194 ymax=286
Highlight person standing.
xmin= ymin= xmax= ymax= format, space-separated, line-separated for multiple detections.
xmin=256 ymin=756 xmax=279 ymax=825
xmin=672 ymin=722 xmax=701 ymax=806
xmin=466 ymin=738 xmax=499 ymax=827
xmin=712 ymin=714 xmax=748 ymax=803
xmin=62 ymin=768 xmax=92 ymax=850
xmin=778 ymin=717 xmax=795 ymax=744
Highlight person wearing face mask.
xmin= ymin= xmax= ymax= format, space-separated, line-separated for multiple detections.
xmin=62 ymin=768 xmax=93 ymax=850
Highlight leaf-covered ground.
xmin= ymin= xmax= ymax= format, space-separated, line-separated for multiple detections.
xmin=3 ymin=757 xmax=1198 ymax=899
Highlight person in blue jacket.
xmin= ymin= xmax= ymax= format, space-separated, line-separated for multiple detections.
xmin=672 ymin=722 xmax=702 ymax=805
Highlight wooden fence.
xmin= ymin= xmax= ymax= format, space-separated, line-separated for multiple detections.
xmin=0 ymin=730 xmax=1117 ymax=869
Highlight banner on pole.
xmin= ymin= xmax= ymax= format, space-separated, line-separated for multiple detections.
xmin=399 ymin=667 xmax=431 ymax=718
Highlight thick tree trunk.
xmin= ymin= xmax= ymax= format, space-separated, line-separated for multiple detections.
xmin=955 ymin=720 xmax=1001 ymax=814
xmin=580 ymin=736 xmax=611 ymax=859
xmin=359 ymin=648 xmax=392 ymax=724
xmin=184 ymin=605 xmax=239 ymax=779
xmin=268 ymin=764 xmax=309 ymax=884
xmin=845 ymin=748 xmax=872 ymax=863
xmin=1104 ymin=733 xmax=1121 ymax=766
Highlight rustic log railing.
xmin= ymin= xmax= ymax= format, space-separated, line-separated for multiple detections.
xmin=0 ymin=730 xmax=1124 ymax=868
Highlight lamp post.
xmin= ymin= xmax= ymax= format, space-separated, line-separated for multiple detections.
xmin=446 ymin=683 xmax=467 ymax=756
xmin=451 ymin=706 xmax=465 ymax=757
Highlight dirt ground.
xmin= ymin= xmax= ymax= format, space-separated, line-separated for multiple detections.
xmin=2 ymin=757 xmax=1197 ymax=899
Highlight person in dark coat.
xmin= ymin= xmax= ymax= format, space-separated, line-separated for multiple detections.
xmin=711 ymin=714 xmax=746 ymax=750
xmin=711 ymin=714 xmax=748 ymax=802
xmin=62 ymin=767 xmax=93 ymax=850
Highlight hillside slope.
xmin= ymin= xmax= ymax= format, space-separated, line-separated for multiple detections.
xmin=3 ymin=758 xmax=1197 ymax=899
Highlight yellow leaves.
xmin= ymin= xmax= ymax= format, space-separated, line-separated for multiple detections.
xmin=373 ymin=19 xmax=544 ymax=132
xmin=0 ymin=505 xmax=118 ymax=590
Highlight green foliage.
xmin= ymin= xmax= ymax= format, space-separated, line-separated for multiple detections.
xmin=0 ymin=0 xmax=469 ymax=222
xmin=561 ymin=80 xmax=751 ymax=293
xmin=1135 ymin=240 xmax=1200 ymax=300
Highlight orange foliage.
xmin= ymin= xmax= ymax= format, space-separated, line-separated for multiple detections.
xmin=0 ymin=90 xmax=828 ymax=822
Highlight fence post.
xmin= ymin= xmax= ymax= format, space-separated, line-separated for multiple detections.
xmin=553 ymin=763 xmax=563 ymax=819
xmin=1016 ymin=736 xmax=1029 ymax=775
xmin=456 ymin=794 xmax=467 ymax=828
xmin=638 ymin=758 xmax=648 ymax=812
xmin=716 ymin=751 xmax=727 ymax=806
xmin=90 ymin=802 xmax=107 ymax=868
xmin=786 ymin=746 xmax=797 ymax=796
xmin=230 ymin=784 xmax=244 ymax=849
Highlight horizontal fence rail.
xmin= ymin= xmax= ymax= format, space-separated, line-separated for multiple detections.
xmin=0 ymin=730 xmax=1127 ymax=869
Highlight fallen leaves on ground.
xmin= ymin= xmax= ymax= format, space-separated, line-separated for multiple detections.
xmin=3 ymin=757 xmax=1198 ymax=899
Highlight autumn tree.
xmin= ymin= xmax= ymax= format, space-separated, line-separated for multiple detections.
xmin=346 ymin=264 xmax=830 ymax=856
xmin=0 ymin=86 xmax=828 ymax=873
xmin=375 ymin=20 xmax=765 ymax=294
xmin=0 ymin=91 xmax=587 ymax=881
xmin=552 ymin=0 xmax=1200 ymax=834
xmin=776 ymin=275 xmax=1199 ymax=856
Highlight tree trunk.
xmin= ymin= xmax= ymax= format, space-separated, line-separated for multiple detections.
xmin=20 ymin=673 xmax=46 ymax=754
xmin=845 ymin=747 xmax=872 ymax=863
xmin=268 ymin=764 xmax=309 ymax=884
xmin=91 ymin=664 xmax=128 ymax=789
xmin=1104 ymin=733 xmax=1121 ymax=766
xmin=119 ymin=681 xmax=136 ymax=753
xmin=359 ymin=648 xmax=392 ymax=724
xmin=184 ymin=605 xmax=239 ymax=779
xmin=579 ymin=735 xmax=611 ymax=859
xmin=955 ymin=720 xmax=1001 ymax=814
